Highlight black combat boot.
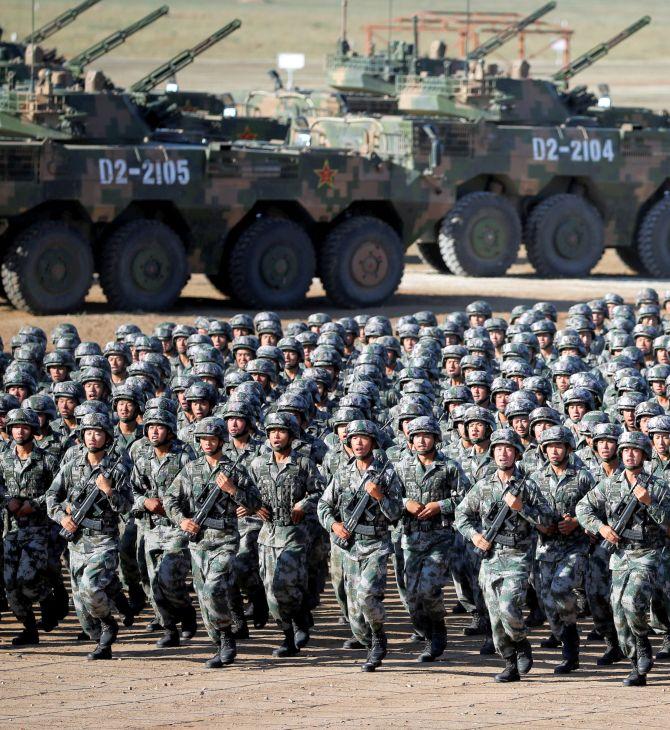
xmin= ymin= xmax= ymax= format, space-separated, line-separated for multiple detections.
xmin=419 ymin=621 xmax=446 ymax=663
xmin=229 ymin=589 xmax=249 ymax=640
xmin=343 ymin=637 xmax=366 ymax=649
xmin=409 ymin=631 xmax=425 ymax=642
xmin=219 ymin=629 xmax=237 ymax=665
xmin=515 ymin=638 xmax=533 ymax=674
xmin=128 ymin=584 xmax=147 ymax=616
xmin=495 ymin=651 xmax=520 ymax=683
xmin=636 ymin=635 xmax=653 ymax=675
xmin=12 ymin=616 xmax=39 ymax=646
xmin=250 ymin=587 xmax=269 ymax=629
xmin=479 ymin=634 xmax=496 ymax=655
xmin=114 ymin=590 xmax=135 ymax=627
xmin=37 ymin=594 xmax=59 ymax=632
xmin=540 ymin=632 xmax=561 ymax=648
xmin=145 ymin=618 xmax=162 ymax=632
xmin=656 ymin=634 xmax=670 ymax=661
xmin=181 ymin=604 xmax=197 ymax=640
xmin=597 ymin=634 xmax=624 ymax=666
xmin=205 ymin=641 xmax=224 ymax=669
xmin=463 ymin=611 xmax=487 ymax=636
xmin=361 ymin=630 xmax=387 ymax=672
xmin=554 ymin=624 xmax=580 ymax=674
xmin=451 ymin=601 xmax=467 ymax=615
xmin=623 ymin=659 xmax=646 ymax=687
xmin=156 ymin=628 xmax=180 ymax=648
xmin=99 ymin=614 xmax=119 ymax=648
xmin=586 ymin=628 xmax=603 ymax=642
xmin=273 ymin=629 xmax=300 ymax=658
xmin=294 ymin=612 xmax=311 ymax=649
xmin=76 ymin=631 xmax=90 ymax=641
xmin=87 ymin=644 xmax=112 ymax=660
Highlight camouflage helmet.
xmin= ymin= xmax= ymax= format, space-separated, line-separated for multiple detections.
xmin=505 ymin=398 xmax=536 ymax=420
xmin=79 ymin=412 xmax=114 ymax=440
xmin=126 ymin=362 xmax=160 ymax=390
xmin=442 ymin=344 xmax=468 ymax=362
xmin=550 ymin=356 xmax=583 ymax=378
xmin=635 ymin=287 xmax=659 ymax=307
xmin=603 ymin=292 xmax=625 ymax=307
xmin=337 ymin=317 xmax=358 ymax=335
xmin=256 ymin=345 xmax=285 ymax=366
xmin=311 ymin=346 xmax=342 ymax=369
xmin=538 ymin=425 xmax=575 ymax=451
xmin=339 ymin=393 xmax=371 ymax=416
xmin=145 ymin=396 xmax=177 ymax=414
xmin=396 ymin=400 xmax=430 ymax=428
xmin=191 ymin=362 xmax=224 ymax=387
xmin=329 ymin=407 xmax=364 ymax=430
xmin=78 ymin=354 xmax=112 ymax=373
xmin=231 ymin=335 xmax=259 ymax=355
xmin=193 ymin=417 xmax=226 ymax=441
xmin=223 ymin=370 xmax=252 ymax=392
xmin=592 ymin=422 xmax=623 ymax=444
xmin=647 ymin=415 xmax=670 ymax=436
xmin=22 ymin=394 xmax=57 ymax=420
xmin=285 ymin=322 xmax=308 ymax=337
xmin=617 ymin=431 xmax=652 ymax=460
xmin=143 ymin=353 xmax=171 ymax=381
xmin=102 ymin=340 xmax=132 ymax=364
xmin=276 ymin=391 xmax=309 ymax=418
xmin=529 ymin=406 xmax=562 ymax=431
xmin=398 ymin=367 xmax=430 ymax=385
xmin=184 ymin=381 xmax=218 ymax=406
xmin=79 ymin=366 xmax=111 ymax=386
xmin=43 ymin=350 xmax=76 ymax=371
xmin=51 ymin=323 xmax=79 ymax=344
xmin=463 ymin=405 xmax=496 ymax=430
xmin=143 ymin=408 xmax=177 ymax=435
xmin=617 ymin=392 xmax=647 ymax=412
xmin=229 ymin=314 xmax=255 ymax=333
xmin=491 ymin=377 xmax=518 ymax=397
xmin=115 ymin=323 xmax=142 ymax=341
xmin=465 ymin=370 xmax=492 ymax=389
xmin=153 ymin=322 xmax=175 ymax=341
xmin=295 ymin=331 xmax=318 ymax=349
xmin=112 ymin=383 xmax=145 ymax=411
xmin=489 ymin=427 xmax=523 ymax=455
xmin=530 ymin=319 xmax=557 ymax=336
xmin=533 ymin=301 xmax=558 ymax=321
xmin=406 ymin=416 xmax=441 ymax=441
xmin=398 ymin=322 xmax=421 ymax=340
xmin=465 ymin=300 xmax=492 ymax=319
xmin=307 ymin=312 xmax=332 ymax=328
xmin=0 ymin=393 xmax=20 ymax=415
xmin=74 ymin=341 xmax=103 ymax=362
xmin=484 ymin=317 xmax=507 ymax=333
xmin=441 ymin=384 xmax=474 ymax=406
xmin=562 ymin=387 xmax=595 ymax=410
xmin=634 ymin=400 xmax=665 ymax=425
xmin=170 ymin=374 xmax=196 ymax=394
xmin=255 ymin=319 xmax=283 ymax=338
xmin=6 ymin=407 xmax=40 ymax=433
xmin=499 ymin=361 xmax=533 ymax=380
xmin=53 ymin=380 xmax=85 ymax=403
xmin=246 ymin=358 xmax=277 ymax=381
xmin=3 ymin=368 xmax=37 ymax=393
xmin=277 ymin=336 xmax=304 ymax=359
xmin=302 ymin=367 xmax=333 ymax=389
xmin=522 ymin=376 xmax=552 ymax=400
xmin=345 ymin=419 xmax=378 ymax=445
xmin=414 ymin=311 xmax=438 ymax=328
xmin=222 ymin=399 xmax=256 ymax=421
xmin=449 ymin=403 xmax=468 ymax=425
xmin=364 ymin=316 xmax=393 ymax=338
xmin=265 ymin=411 xmax=300 ymax=440
xmin=207 ymin=319 xmax=233 ymax=340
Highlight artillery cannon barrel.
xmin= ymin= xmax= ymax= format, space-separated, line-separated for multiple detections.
xmin=64 ymin=5 xmax=169 ymax=73
xmin=129 ymin=18 xmax=241 ymax=93
xmin=552 ymin=15 xmax=651 ymax=83
xmin=22 ymin=0 xmax=102 ymax=45
xmin=466 ymin=1 xmax=556 ymax=61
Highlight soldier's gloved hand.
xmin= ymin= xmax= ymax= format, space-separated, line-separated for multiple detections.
xmin=16 ymin=500 xmax=34 ymax=517
xmin=633 ymin=485 xmax=652 ymax=506
xmin=417 ymin=502 xmax=441 ymax=519
xmin=291 ymin=504 xmax=305 ymax=525
xmin=365 ymin=481 xmax=383 ymax=501
xmin=558 ymin=514 xmax=579 ymax=535
xmin=216 ymin=472 xmax=237 ymax=496
xmin=599 ymin=525 xmax=619 ymax=545
xmin=96 ymin=473 xmax=113 ymax=496
xmin=60 ymin=515 xmax=78 ymax=534
xmin=256 ymin=507 xmax=272 ymax=522
xmin=180 ymin=518 xmax=200 ymax=535
xmin=236 ymin=505 xmax=250 ymax=518
xmin=405 ymin=499 xmax=424 ymax=517
xmin=472 ymin=533 xmax=492 ymax=552
xmin=332 ymin=522 xmax=351 ymax=541
xmin=503 ymin=492 xmax=522 ymax=511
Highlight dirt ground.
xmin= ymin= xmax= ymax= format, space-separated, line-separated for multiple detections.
xmin=2 ymin=251 xmax=670 ymax=727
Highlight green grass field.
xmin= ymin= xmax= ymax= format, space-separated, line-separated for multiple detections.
xmin=4 ymin=0 xmax=670 ymax=105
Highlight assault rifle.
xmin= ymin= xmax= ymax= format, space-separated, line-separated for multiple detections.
xmin=59 ymin=453 xmax=125 ymax=541
xmin=474 ymin=479 xmax=524 ymax=557
xmin=333 ymin=458 xmax=385 ymax=549
xmin=600 ymin=476 xmax=645 ymax=554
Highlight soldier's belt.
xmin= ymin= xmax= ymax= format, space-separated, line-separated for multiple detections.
xmin=80 ymin=517 xmax=103 ymax=530
xmin=353 ymin=524 xmax=387 ymax=537
xmin=405 ymin=520 xmax=447 ymax=533
xmin=202 ymin=517 xmax=231 ymax=530
xmin=620 ymin=527 xmax=644 ymax=541
xmin=270 ymin=517 xmax=294 ymax=527
xmin=493 ymin=531 xmax=518 ymax=547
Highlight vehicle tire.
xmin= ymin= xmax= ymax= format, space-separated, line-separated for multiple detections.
xmin=438 ymin=192 xmax=520 ymax=277
xmin=525 ymin=194 xmax=604 ymax=277
xmin=616 ymin=246 xmax=649 ymax=275
xmin=1 ymin=221 xmax=93 ymax=313
xmin=416 ymin=242 xmax=452 ymax=273
xmin=229 ymin=217 xmax=315 ymax=308
xmin=99 ymin=219 xmax=188 ymax=311
xmin=637 ymin=198 xmax=670 ymax=277
xmin=318 ymin=215 xmax=404 ymax=308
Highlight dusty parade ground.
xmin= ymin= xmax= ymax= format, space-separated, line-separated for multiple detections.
xmin=1 ymin=252 xmax=670 ymax=727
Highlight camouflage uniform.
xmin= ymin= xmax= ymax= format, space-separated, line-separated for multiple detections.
xmin=456 ymin=465 xmax=551 ymax=661
xmin=164 ymin=451 xmax=260 ymax=646
xmin=0 ymin=444 xmax=59 ymax=628
xmin=396 ymin=448 xmax=468 ymax=647
xmin=130 ymin=439 xmax=196 ymax=635
xmin=249 ymin=449 xmax=323 ymax=633
xmin=46 ymin=448 xmax=132 ymax=644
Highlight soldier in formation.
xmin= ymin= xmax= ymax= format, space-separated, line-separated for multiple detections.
xmin=0 ymin=289 xmax=668 ymax=685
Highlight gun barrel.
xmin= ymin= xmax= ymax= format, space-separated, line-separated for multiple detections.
xmin=129 ymin=18 xmax=241 ymax=93
xmin=552 ymin=15 xmax=651 ymax=83
xmin=65 ymin=5 xmax=169 ymax=73
xmin=22 ymin=0 xmax=102 ymax=45
xmin=466 ymin=1 xmax=556 ymax=61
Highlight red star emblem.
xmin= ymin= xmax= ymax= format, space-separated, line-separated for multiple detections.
xmin=314 ymin=160 xmax=337 ymax=189
xmin=238 ymin=126 xmax=258 ymax=140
